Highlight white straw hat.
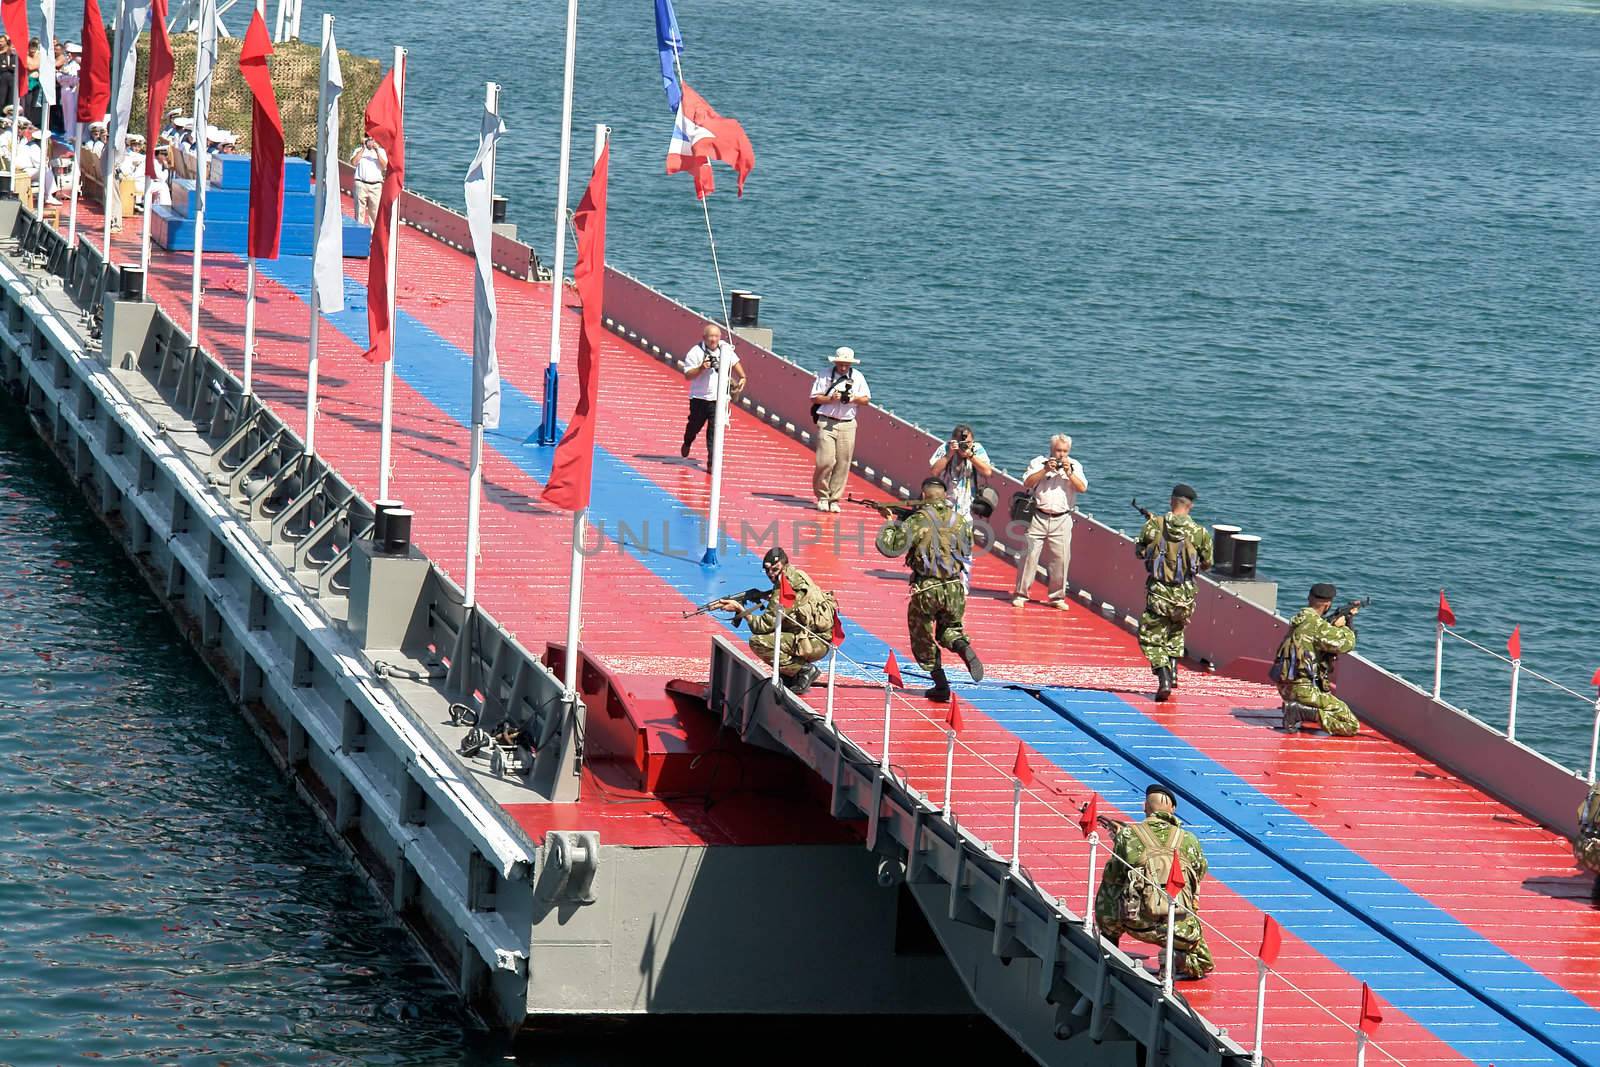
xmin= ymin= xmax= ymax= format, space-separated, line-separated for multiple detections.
xmin=830 ymin=346 xmax=859 ymax=364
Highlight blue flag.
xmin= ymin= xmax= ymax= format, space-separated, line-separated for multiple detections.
xmin=655 ymin=0 xmax=684 ymax=111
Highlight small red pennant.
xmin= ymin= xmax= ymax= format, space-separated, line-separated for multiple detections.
xmin=1592 ymin=666 xmax=1600 ymax=689
xmin=1437 ymin=590 xmax=1456 ymax=627
xmin=1359 ymin=982 xmax=1383 ymax=1036
xmin=1165 ymin=844 xmax=1186 ymax=899
xmin=1508 ymin=625 xmax=1521 ymax=661
xmin=1257 ymin=914 xmax=1282 ymax=967
xmin=884 ymin=650 xmax=903 ymax=689
xmin=1011 ymin=742 xmax=1034 ymax=787
xmin=830 ymin=613 xmax=846 ymax=647
xmin=1078 ymin=793 xmax=1099 ymax=837
xmin=946 ymin=692 xmax=964 ymax=734
xmin=778 ymin=574 xmax=796 ymax=609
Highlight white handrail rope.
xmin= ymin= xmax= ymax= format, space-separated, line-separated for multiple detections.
xmin=1444 ymin=627 xmax=1593 ymax=705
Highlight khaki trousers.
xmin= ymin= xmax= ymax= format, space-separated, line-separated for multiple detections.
xmin=813 ymin=416 xmax=857 ymax=506
xmin=1013 ymin=511 xmax=1072 ymax=600
xmin=355 ymin=180 xmax=382 ymax=224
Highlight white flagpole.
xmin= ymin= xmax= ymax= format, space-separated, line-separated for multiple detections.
xmin=463 ymin=79 xmax=501 ymax=611
xmin=36 ymin=0 xmax=56 ymax=225
xmin=36 ymin=118 xmax=52 ymax=227
xmin=305 ymin=12 xmax=337 ymax=456
xmin=101 ymin=0 xmax=124 ymax=257
xmin=536 ymin=0 xmax=579 ymax=446
xmin=140 ymin=184 xmax=153 ymax=275
xmin=559 ymin=123 xmax=607 ymax=782
xmin=272 ymin=0 xmax=286 ymax=41
xmin=239 ymin=0 xmax=267 ymax=393
xmin=377 ymin=45 xmax=404 ymax=501
xmin=189 ymin=0 xmax=216 ymax=344
xmin=67 ymin=129 xmax=82 ymax=246
xmin=289 ymin=0 xmax=303 ymax=40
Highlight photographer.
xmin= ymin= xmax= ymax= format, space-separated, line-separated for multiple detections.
xmin=681 ymin=323 xmax=746 ymax=464
xmin=928 ymin=424 xmax=994 ymax=520
xmin=351 ymin=135 xmax=386 ymax=224
xmin=1012 ymin=434 xmax=1088 ymax=610
xmin=810 ymin=347 xmax=869 ymax=512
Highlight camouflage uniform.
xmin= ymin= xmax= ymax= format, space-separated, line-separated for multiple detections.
xmin=1273 ymin=607 xmax=1360 ymax=736
xmin=1135 ymin=513 xmax=1214 ymax=670
xmin=1094 ymin=811 xmax=1214 ymax=978
xmin=746 ymin=565 xmax=835 ymax=679
xmin=902 ymin=499 xmax=972 ymax=671
xmin=1575 ymin=783 xmax=1600 ymax=878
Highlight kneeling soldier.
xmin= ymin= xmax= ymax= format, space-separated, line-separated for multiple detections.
xmin=1094 ymin=784 xmax=1213 ymax=979
xmin=1272 ymin=582 xmax=1361 ymax=736
xmin=718 ymin=547 xmax=835 ymax=695
xmin=1576 ymin=783 xmax=1600 ymax=886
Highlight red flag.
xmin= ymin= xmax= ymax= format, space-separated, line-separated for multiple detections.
xmin=1358 ymin=982 xmax=1383 ymax=1036
xmin=830 ymin=613 xmax=846 ymax=647
xmin=541 ymin=144 xmax=610 ymax=511
xmin=238 ymin=13 xmax=284 ymax=260
xmin=946 ymin=692 xmax=964 ymax=734
xmin=1 ymin=0 xmax=27 ymax=97
xmin=78 ymin=0 xmax=111 ymax=125
xmin=144 ymin=0 xmax=174 ymax=180
xmin=1591 ymin=667 xmax=1600 ymax=689
xmin=778 ymin=573 xmax=796 ymax=609
xmin=361 ymin=61 xmax=406 ymax=364
xmin=1165 ymin=844 xmax=1186 ymax=899
xmin=884 ymin=651 xmax=903 ymax=689
xmin=664 ymin=80 xmax=755 ymax=199
xmin=1012 ymin=742 xmax=1034 ymax=787
xmin=1257 ymin=914 xmax=1282 ymax=967
xmin=1078 ymin=793 xmax=1099 ymax=837
xmin=1508 ymin=625 xmax=1521 ymax=661
xmin=1437 ymin=590 xmax=1456 ymax=627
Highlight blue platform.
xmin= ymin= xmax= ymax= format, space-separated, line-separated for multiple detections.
xmin=153 ymin=157 xmax=368 ymax=258
xmin=208 ymin=153 xmax=311 ymax=192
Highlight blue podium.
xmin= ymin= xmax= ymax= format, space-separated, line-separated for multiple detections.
xmin=153 ymin=154 xmax=371 ymax=258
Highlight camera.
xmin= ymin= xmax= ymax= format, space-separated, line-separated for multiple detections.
xmin=705 ymin=353 xmax=720 ymax=371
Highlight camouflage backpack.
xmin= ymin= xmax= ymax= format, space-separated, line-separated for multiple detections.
xmin=1576 ymin=785 xmax=1600 ymax=877
xmin=1122 ymin=822 xmax=1194 ymax=926
xmin=1142 ymin=516 xmax=1203 ymax=584
xmin=904 ymin=501 xmax=971 ymax=581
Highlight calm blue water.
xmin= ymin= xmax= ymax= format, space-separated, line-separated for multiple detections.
xmin=5 ymin=0 xmax=1599 ymax=1061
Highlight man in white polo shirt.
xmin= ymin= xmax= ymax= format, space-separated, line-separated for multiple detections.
xmin=810 ymin=347 xmax=869 ymax=512
xmin=351 ymin=135 xmax=386 ymax=224
xmin=681 ymin=322 xmax=746 ymax=464
xmin=1012 ymin=433 xmax=1088 ymax=609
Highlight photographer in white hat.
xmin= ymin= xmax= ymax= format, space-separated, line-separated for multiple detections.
xmin=809 ymin=346 xmax=870 ymax=512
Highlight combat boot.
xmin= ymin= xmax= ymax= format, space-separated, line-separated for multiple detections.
xmin=1154 ymin=665 xmax=1173 ymax=703
xmin=953 ymin=638 xmax=985 ymax=683
xmin=786 ymin=664 xmax=820 ymax=695
xmin=1280 ymin=702 xmax=1315 ymax=731
xmin=924 ymin=666 xmax=951 ymax=703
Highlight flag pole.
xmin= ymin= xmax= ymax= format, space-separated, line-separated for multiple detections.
xmin=304 ymin=11 xmax=333 ymax=455
xmin=101 ymin=0 xmax=124 ymax=259
xmin=239 ymin=0 xmax=267 ymax=394
xmin=536 ymin=0 xmax=579 ymax=446
xmin=463 ymin=78 xmax=501 ymax=612
xmin=377 ymin=45 xmax=404 ymax=500
xmin=188 ymin=0 xmax=216 ymax=346
xmin=66 ymin=128 xmax=82 ymax=245
xmin=36 ymin=0 xmax=55 ymax=228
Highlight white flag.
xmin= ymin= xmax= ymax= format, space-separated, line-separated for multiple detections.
xmin=109 ymin=0 xmax=152 ymax=155
xmin=463 ymin=101 xmax=505 ymax=430
xmin=38 ymin=0 xmax=57 ymax=108
xmin=190 ymin=0 xmax=218 ymax=214
xmin=312 ymin=25 xmax=344 ymax=312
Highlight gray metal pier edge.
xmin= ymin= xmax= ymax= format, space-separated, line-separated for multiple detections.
xmin=0 ymin=200 xmax=586 ymax=1030
xmin=710 ymin=635 xmax=1249 ymax=1067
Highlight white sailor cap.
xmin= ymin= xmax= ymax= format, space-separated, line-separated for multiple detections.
xmin=172 ymin=117 xmax=194 ymax=129
xmin=64 ymin=41 xmax=81 ymax=53
xmin=126 ymin=132 xmax=145 ymax=144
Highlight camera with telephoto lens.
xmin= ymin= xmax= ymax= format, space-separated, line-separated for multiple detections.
xmin=705 ymin=351 xmax=720 ymax=371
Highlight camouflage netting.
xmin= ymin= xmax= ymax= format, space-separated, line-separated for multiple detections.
xmin=121 ymin=30 xmax=383 ymax=158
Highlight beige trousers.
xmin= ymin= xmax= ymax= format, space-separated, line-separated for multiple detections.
xmin=355 ymin=180 xmax=382 ymax=224
xmin=813 ymin=416 xmax=857 ymax=506
xmin=1014 ymin=511 xmax=1072 ymax=600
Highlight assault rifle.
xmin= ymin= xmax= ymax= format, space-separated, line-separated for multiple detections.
xmin=681 ymin=587 xmax=771 ymax=626
xmin=1132 ymin=498 xmax=1154 ymax=521
xmin=847 ymin=495 xmax=917 ymax=518
xmin=1328 ymin=596 xmax=1372 ymax=629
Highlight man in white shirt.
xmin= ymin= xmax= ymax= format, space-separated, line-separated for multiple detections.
xmin=809 ymin=346 xmax=870 ymax=512
xmin=1012 ymin=433 xmax=1089 ymax=609
xmin=928 ymin=423 xmax=994 ymax=519
xmin=351 ymin=136 xmax=386 ymax=224
xmin=680 ymin=322 xmax=745 ymax=464
xmin=58 ymin=43 xmax=80 ymax=142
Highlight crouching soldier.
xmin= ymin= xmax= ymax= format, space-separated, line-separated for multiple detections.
xmin=1094 ymin=784 xmax=1214 ymax=980
xmin=718 ymin=547 xmax=836 ymax=695
xmin=1272 ymin=583 xmax=1361 ymax=736
xmin=1576 ymin=783 xmax=1600 ymax=886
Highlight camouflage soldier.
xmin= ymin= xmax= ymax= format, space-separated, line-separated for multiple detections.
xmin=1271 ymin=583 xmax=1360 ymax=736
xmin=1135 ymin=484 xmax=1213 ymax=702
xmin=1094 ymin=784 xmax=1213 ymax=979
xmin=717 ymin=548 xmax=836 ymax=695
xmin=899 ymin=478 xmax=984 ymax=702
xmin=1574 ymin=782 xmax=1600 ymax=882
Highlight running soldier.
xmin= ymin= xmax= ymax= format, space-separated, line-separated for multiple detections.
xmin=1574 ymin=782 xmax=1600 ymax=885
xmin=716 ymin=548 xmax=836 ymax=695
xmin=1094 ymin=784 xmax=1214 ymax=979
xmin=1271 ymin=583 xmax=1361 ymax=736
xmin=1136 ymin=484 xmax=1213 ymax=702
xmin=899 ymin=478 xmax=983 ymax=702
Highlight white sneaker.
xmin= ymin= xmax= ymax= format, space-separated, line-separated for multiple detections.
xmin=829 ymin=502 xmax=841 ymax=512
xmin=1011 ymin=596 xmax=1027 ymax=608
xmin=1050 ymin=599 xmax=1070 ymax=611
xmin=817 ymin=500 xmax=830 ymax=512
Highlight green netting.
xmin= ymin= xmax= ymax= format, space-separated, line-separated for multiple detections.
xmin=122 ymin=30 xmax=383 ymax=158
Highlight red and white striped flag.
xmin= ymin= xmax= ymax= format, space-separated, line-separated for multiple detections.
xmin=665 ymin=81 xmax=754 ymax=199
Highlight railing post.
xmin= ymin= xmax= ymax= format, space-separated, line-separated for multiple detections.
xmin=769 ymin=608 xmax=783 ymax=689
xmin=1508 ymin=656 xmax=1521 ymax=741
xmin=1588 ymin=696 xmax=1600 ymax=785
xmin=1355 ymin=1031 xmax=1368 ymax=1067
xmin=1251 ymin=959 xmax=1267 ymax=1067
xmin=1083 ymin=832 xmax=1099 ymax=935
xmin=823 ymin=648 xmax=837 ymax=727
xmin=942 ymin=728 xmax=956 ymax=816
xmin=1432 ymin=619 xmax=1444 ymax=701
xmin=1009 ymin=779 xmax=1023 ymax=875
xmin=1162 ymin=894 xmax=1176 ymax=998
xmin=879 ymin=681 xmax=893 ymax=774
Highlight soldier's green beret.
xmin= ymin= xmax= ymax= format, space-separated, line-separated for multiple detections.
xmin=1146 ymin=783 xmax=1177 ymax=808
xmin=1310 ymin=583 xmax=1337 ymax=600
xmin=1171 ymin=483 xmax=1197 ymax=501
